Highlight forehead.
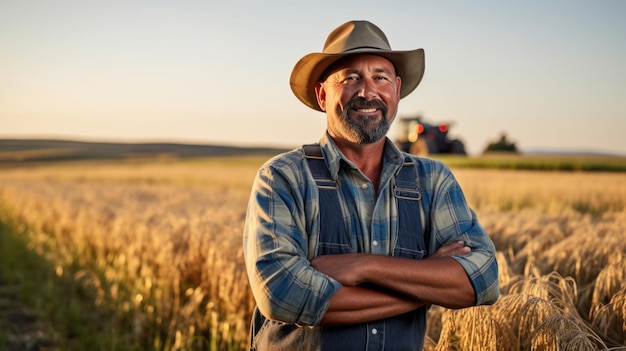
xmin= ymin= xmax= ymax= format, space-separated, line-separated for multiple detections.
xmin=325 ymin=54 xmax=396 ymax=76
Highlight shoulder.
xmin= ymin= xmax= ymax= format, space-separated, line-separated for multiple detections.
xmin=402 ymin=153 xmax=454 ymax=179
xmin=260 ymin=147 xmax=307 ymax=170
xmin=256 ymin=147 xmax=309 ymax=183
xmin=397 ymin=153 xmax=465 ymax=199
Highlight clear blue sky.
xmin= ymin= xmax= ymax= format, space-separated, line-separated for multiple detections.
xmin=1 ymin=0 xmax=625 ymax=155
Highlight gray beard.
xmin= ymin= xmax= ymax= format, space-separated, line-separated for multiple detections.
xmin=338 ymin=98 xmax=390 ymax=144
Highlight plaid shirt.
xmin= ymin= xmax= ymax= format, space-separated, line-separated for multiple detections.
xmin=244 ymin=133 xmax=499 ymax=327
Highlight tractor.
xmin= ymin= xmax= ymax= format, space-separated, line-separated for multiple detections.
xmin=395 ymin=115 xmax=466 ymax=156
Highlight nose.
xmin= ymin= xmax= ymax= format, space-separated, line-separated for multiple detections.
xmin=358 ymin=78 xmax=379 ymax=100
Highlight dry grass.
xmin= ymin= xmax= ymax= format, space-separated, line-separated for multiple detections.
xmin=0 ymin=160 xmax=258 ymax=350
xmin=0 ymin=159 xmax=625 ymax=350
xmin=454 ymin=169 xmax=626 ymax=215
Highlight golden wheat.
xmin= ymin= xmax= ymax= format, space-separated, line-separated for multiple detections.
xmin=0 ymin=161 xmax=258 ymax=349
xmin=453 ymin=169 xmax=626 ymax=214
xmin=590 ymin=258 xmax=626 ymax=346
xmin=1 ymin=160 xmax=625 ymax=350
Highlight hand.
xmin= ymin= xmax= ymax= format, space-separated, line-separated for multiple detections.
xmin=430 ymin=241 xmax=471 ymax=258
xmin=310 ymin=253 xmax=365 ymax=286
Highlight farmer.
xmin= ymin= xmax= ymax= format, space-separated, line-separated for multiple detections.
xmin=243 ymin=20 xmax=499 ymax=351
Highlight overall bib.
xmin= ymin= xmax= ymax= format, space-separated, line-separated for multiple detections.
xmin=250 ymin=145 xmax=431 ymax=351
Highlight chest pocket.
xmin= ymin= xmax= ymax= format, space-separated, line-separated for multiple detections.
xmin=303 ymin=145 xmax=431 ymax=259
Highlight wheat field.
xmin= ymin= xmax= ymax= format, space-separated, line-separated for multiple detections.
xmin=0 ymin=158 xmax=625 ymax=350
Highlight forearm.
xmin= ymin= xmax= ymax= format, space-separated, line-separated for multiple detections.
xmin=362 ymin=255 xmax=475 ymax=308
xmin=311 ymin=242 xmax=477 ymax=309
xmin=319 ymin=285 xmax=424 ymax=326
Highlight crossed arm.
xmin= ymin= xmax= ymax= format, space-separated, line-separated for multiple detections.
xmin=311 ymin=241 xmax=476 ymax=326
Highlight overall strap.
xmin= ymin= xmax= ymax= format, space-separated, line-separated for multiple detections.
xmin=302 ymin=144 xmax=345 ymax=257
xmin=394 ymin=156 xmax=430 ymax=255
xmin=302 ymin=144 xmax=337 ymax=189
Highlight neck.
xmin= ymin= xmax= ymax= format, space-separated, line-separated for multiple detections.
xmin=331 ymin=136 xmax=385 ymax=192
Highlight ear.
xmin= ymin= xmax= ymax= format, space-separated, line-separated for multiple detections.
xmin=314 ymin=83 xmax=326 ymax=112
xmin=395 ymin=76 xmax=402 ymax=100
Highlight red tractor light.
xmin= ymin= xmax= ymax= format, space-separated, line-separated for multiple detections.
xmin=417 ymin=124 xmax=425 ymax=134
xmin=438 ymin=124 xmax=448 ymax=133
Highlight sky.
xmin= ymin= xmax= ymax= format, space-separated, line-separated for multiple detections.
xmin=1 ymin=0 xmax=625 ymax=156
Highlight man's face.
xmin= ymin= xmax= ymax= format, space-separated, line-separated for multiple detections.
xmin=315 ymin=54 xmax=402 ymax=144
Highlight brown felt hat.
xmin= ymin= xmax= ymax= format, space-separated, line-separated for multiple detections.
xmin=290 ymin=20 xmax=425 ymax=112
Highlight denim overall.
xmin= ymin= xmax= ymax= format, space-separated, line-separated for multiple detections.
xmin=250 ymin=144 xmax=431 ymax=351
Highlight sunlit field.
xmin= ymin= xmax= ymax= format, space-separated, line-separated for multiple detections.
xmin=0 ymin=157 xmax=625 ymax=350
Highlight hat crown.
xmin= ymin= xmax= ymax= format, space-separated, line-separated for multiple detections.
xmin=323 ymin=21 xmax=392 ymax=54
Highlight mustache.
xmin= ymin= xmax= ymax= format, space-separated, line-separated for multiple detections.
xmin=345 ymin=97 xmax=388 ymax=115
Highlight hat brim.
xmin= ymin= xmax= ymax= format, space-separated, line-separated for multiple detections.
xmin=290 ymin=48 xmax=425 ymax=112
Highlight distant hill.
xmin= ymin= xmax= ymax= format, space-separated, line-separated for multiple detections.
xmin=522 ymin=147 xmax=626 ymax=157
xmin=0 ymin=139 xmax=290 ymax=163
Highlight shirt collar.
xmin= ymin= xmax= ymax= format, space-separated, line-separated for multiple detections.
xmin=318 ymin=132 xmax=406 ymax=181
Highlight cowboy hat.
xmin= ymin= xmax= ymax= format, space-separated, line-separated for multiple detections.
xmin=290 ymin=20 xmax=425 ymax=112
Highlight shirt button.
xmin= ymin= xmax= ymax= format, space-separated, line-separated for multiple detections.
xmin=361 ymin=183 xmax=369 ymax=190
xmin=371 ymin=328 xmax=378 ymax=335
xmin=372 ymin=240 xmax=379 ymax=247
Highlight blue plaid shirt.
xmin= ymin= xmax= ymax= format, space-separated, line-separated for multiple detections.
xmin=244 ymin=133 xmax=499 ymax=327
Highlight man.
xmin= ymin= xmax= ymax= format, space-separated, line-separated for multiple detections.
xmin=243 ymin=20 xmax=499 ymax=350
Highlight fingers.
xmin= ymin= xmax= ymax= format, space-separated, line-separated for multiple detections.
xmin=431 ymin=241 xmax=471 ymax=258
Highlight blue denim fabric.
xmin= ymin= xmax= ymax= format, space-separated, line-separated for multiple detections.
xmin=251 ymin=143 xmax=428 ymax=350
xmin=315 ymin=147 xmax=429 ymax=350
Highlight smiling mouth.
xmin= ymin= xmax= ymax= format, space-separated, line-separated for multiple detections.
xmin=354 ymin=108 xmax=378 ymax=113
xmin=346 ymin=97 xmax=387 ymax=116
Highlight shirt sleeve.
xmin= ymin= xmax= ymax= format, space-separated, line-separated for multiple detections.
xmin=429 ymin=163 xmax=500 ymax=305
xmin=243 ymin=159 xmax=341 ymax=326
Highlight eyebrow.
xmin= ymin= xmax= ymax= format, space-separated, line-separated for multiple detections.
xmin=374 ymin=67 xmax=394 ymax=75
xmin=343 ymin=66 xmax=394 ymax=75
